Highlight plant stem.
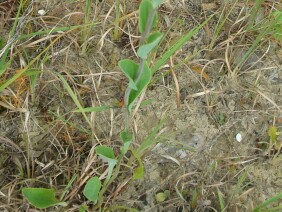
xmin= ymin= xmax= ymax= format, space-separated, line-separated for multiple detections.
xmin=96 ymin=154 xmax=123 ymax=211
xmin=124 ymin=7 xmax=156 ymax=110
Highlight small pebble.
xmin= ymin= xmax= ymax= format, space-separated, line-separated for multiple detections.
xmin=236 ymin=133 xmax=242 ymax=142
xmin=38 ymin=9 xmax=46 ymax=16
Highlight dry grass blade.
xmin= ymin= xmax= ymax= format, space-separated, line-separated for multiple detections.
xmin=0 ymin=136 xmax=23 ymax=153
xmin=169 ymin=56 xmax=180 ymax=108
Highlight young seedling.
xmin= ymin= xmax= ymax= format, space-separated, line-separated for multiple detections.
xmin=21 ymin=0 xmax=213 ymax=210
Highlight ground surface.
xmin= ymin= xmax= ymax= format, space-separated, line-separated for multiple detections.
xmin=0 ymin=0 xmax=282 ymax=211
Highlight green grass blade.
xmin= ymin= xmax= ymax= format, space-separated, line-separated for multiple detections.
xmin=137 ymin=119 xmax=165 ymax=155
xmin=17 ymin=24 xmax=92 ymax=40
xmin=73 ymin=106 xmax=112 ymax=112
xmin=246 ymin=0 xmax=265 ymax=32
xmin=0 ymin=35 xmax=62 ymax=92
xmin=254 ymin=192 xmax=282 ymax=212
xmin=56 ymin=73 xmax=92 ymax=128
xmin=217 ymin=188 xmax=225 ymax=211
xmin=209 ymin=0 xmax=237 ymax=49
xmin=233 ymin=29 xmax=268 ymax=72
xmin=0 ymin=0 xmax=24 ymax=76
xmin=151 ymin=15 xmax=213 ymax=74
xmin=60 ymin=174 xmax=77 ymax=201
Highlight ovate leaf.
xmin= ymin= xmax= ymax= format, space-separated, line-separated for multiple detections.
xmin=118 ymin=59 xmax=139 ymax=90
xmin=95 ymin=146 xmax=115 ymax=159
xmin=22 ymin=188 xmax=67 ymax=209
xmin=139 ymin=0 xmax=157 ymax=33
xmin=137 ymin=31 xmax=163 ymax=59
xmin=83 ymin=176 xmax=101 ymax=203
xmin=128 ymin=62 xmax=151 ymax=111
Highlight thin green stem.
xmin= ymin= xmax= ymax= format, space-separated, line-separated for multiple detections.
xmin=124 ymin=7 xmax=157 ymax=109
xmin=123 ymin=7 xmax=157 ymax=132
xmin=96 ymin=154 xmax=123 ymax=211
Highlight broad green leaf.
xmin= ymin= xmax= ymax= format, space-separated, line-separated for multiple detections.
xmin=139 ymin=0 xmax=157 ymax=33
xmin=22 ymin=188 xmax=67 ymax=209
xmin=95 ymin=146 xmax=115 ymax=159
xmin=73 ymin=106 xmax=111 ymax=112
xmin=137 ymin=31 xmax=163 ymax=59
xmin=152 ymin=15 xmax=213 ymax=74
xmin=128 ymin=63 xmax=151 ymax=111
xmin=83 ymin=176 xmax=101 ymax=203
xmin=118 ymin=59 xmax=139 ymax=90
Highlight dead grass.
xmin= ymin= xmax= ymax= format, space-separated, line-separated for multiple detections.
xmin=0 ymin=0 xmax=282 ymax=211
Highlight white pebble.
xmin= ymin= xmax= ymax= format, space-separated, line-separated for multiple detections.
xmin=236 ymin=133 xmax=242 ymax=142
xmin=38 ymin=9 xmax=46 ymax=16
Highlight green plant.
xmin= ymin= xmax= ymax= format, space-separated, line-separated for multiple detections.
xmin=80 ymin=0 xmax=97 ymax=55
xmin=271 ymin=10 xmax=282 ymax=42
xmin=22 ymin=188 xmax=67 ymax=209
xmin=113 ymin=0 xmax=123 ymax=41
xmin=83 ymin=176 xmax=101 ymax=204
xmin=209 ymin=0 xmax=238 ymax=49
xmin=233 ymin=2 xmax=282 ymax=73
xmin=20 ymin=0 xmax=213 ymax=210
xmin=76 ymin=0 xmax=212 ymax=210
